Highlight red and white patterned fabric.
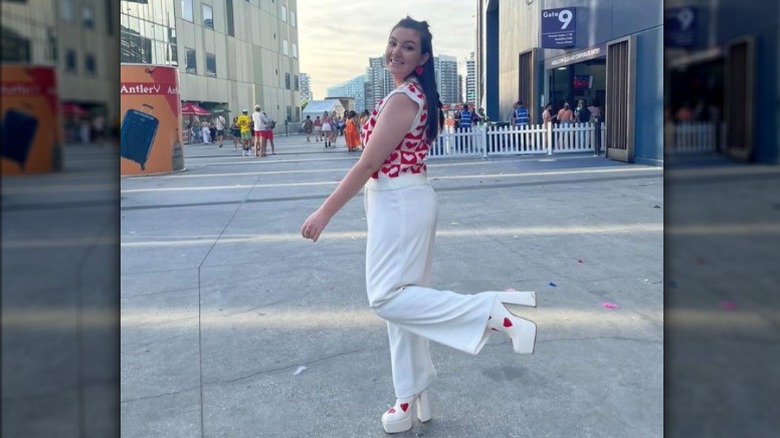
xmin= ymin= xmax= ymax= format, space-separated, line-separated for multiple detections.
xmin=361 ymin=81 xmax=430 ymax=179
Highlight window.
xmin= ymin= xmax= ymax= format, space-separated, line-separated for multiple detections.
xmin=286 ymin=106 xmax=292 ymax=122
xmin=85 ymin=53 xmax=96 ymax=75
xmin=282 ymin=39 xmax=288 ymax=56
xmin=182 ymin=0 xmax=193 ymax=22
xmin=226 ymin=0 xmax=235 ymax=36
xmin=168 ymin=28 xmax=178 ymax=65
xmin=121 ymin=33 xmax=152 ymax=63
xmin=106 ymin=0 xmax=113 ymax=35
xmin=65 ymin=49 xmax=76 ymax=72
xmin=82 ymin=5 xmax=94 ymax=28
xmin=185 ymin=47 xmax=196 ymax=73
xmin=202 ymin=4 xmax=213 ymax=29
xmin=61 ymin=0 xmax=74 ymax=21
xmin=280 ymin=4 xmax=287 ymax=22
xmin=292 ymin=43 xmax=297 ymax=59
xmin=290 ymin=10 xmax=296 ymax=27
xmin=206 ymin=52 xmax=216 ymax=76
xmin=285 ymin=72 xmax=290 ymax=89
xmin=294 ymin=74 xmax=299 ymax=91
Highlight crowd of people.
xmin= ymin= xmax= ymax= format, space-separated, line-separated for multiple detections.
xmin=300 ymin=109 xmax=371 ymax=152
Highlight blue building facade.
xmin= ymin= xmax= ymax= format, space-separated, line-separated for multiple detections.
xmin=478 ymin=0 xmax=664 ymax=165
xmin=666 ymin=0 xmax=779 ymax=164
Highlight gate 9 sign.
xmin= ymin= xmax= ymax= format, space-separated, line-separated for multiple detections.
xmin=541 ymin=7 xmax=577 ymax=49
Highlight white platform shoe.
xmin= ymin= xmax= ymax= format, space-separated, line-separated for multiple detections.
xmin=488 ymin=291 xmax=538 ymax=354
xmin=381 ymin=390 xmax=431 ymax=434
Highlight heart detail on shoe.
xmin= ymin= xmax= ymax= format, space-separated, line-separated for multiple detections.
xmin=388 ymin=408 xmax=396 ymax=414
xmin=503 ymin=318 xmax=513 ymax=328
xmin=400 ymin=403 xmax=409 ymax=412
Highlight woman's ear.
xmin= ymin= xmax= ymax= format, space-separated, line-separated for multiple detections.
xmin=419 ymin=53 xmax=430 ymax=67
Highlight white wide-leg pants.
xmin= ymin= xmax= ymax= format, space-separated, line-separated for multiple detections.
xmin=364 ymin=173 xmax=499 ymax=398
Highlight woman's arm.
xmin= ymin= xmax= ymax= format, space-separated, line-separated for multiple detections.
xmin=301 ymin=94 xmax=420 ymax=242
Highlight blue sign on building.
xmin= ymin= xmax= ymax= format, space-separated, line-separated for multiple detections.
xmin=665 ymin=7 xmax=698 ymax=48
xmin=541 ymin=7 xmax=577 ymax=49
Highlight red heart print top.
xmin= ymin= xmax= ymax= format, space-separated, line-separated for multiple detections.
xmin=361 ymin=81 xmax=429 ymax=179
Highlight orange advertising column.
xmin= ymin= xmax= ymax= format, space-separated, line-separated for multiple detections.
xmin=120 ymin=64 xmax=184 ymax=175
xmin=1 ymin=65 xmax=62 ymax=175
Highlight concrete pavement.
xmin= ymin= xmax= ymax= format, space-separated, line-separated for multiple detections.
xmin=120 ymin=134 xmax=664 ymax=437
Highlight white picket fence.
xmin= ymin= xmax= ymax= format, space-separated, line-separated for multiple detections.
xmin=668 ymin=122 xmax=723 ymax=154
xmin=428 ymin=123 xmax=606 ymax=158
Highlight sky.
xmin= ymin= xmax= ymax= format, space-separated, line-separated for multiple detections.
xmin=296 ymin=0 xmax=477 ymax=100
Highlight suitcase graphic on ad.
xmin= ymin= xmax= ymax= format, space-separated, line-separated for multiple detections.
xmin=1 ymin=108 xmax=39 ymax=170
xmin=121 ymin=103 xmax=158 ymax=170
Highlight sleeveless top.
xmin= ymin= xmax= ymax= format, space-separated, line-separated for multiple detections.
xmin=361 ymin=81 xmax=429 ymax=179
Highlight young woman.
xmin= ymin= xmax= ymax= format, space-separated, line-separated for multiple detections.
xmin=344 ymin=110 xmax=361 ymax=151
xmin=321 ymin=111 xmax=333 ymax=147
xmin=301 ymin=17 xmax=538 ymax=434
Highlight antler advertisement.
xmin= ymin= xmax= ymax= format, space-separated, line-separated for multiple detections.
xmin=1 ymin=65 xmax=62 ymax=174
xmin=120 ymin=64 xmax=184 ymax=175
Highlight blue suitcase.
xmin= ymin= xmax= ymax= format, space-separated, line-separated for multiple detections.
xmin=121 ymin=104 xmax=158 ymax=170
xmin=1 ymin=109 xmax=39 ymax=169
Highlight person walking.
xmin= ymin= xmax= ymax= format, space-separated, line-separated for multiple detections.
xmin=252 ymin=105 xmax=269 ymax=157
xmin=230 ymin=117 xmax=240 ymax=150
xmin=344 ymin=110 xmax=361 ymax=151
xmin=237 ymin=109 xmax=252 ymax=156
xmin=321 ymin=111 xmax=333 ymax=148
xmin=302 ymin=115 xmax=314 ymax=142
xmin=359 ymin=110 xmax=370 ymax=150
xmin=214 ymin=113 xmax=227 ymax=148
xmin=300 ymin=16 xmax=538 ymax=435
xmin=264 ymin=112 xmax=276 ymax=155
xmin=314 ymin=116 xmax=323 ymax=142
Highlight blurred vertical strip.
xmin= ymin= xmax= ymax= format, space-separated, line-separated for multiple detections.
xmin=665 ymin=0 xmax=780 ymax=436
xmin=1 ymin=0 xmax=120 ymax=436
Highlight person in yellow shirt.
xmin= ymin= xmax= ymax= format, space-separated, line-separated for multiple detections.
xmin=236 ymin=109 xmax=252 ymax=156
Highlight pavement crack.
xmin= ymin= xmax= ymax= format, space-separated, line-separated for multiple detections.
xmin=121 ymin=385 xmax=201 ymax=403
xmin=212 ymin=346 xmax=385 ymax=385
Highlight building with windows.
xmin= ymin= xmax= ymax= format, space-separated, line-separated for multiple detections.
xmin=120 ymin=0 xmax=301 ymax=126
xmin=299 ymin=72 xmax=312 ymax=101
xmin=366 ymin=57 xmax=393 ymax=109
xmin=465 ymin=52 xmax=476 ymax=105
xmin=2 ymin=0 xmax=119 ymax=134
xmin=326 ymin=74 xmax=367 ymax=112
xmin=433 ymin=55 xmax=459 ymax=106
xmin=477 ymin=0 xmax=663 ymax=165
xmin=363 ymin=53 xmax=462 ymax=109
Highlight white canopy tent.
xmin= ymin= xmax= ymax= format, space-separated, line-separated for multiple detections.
xmin=301 ymin=99 xmax=345 ymax=121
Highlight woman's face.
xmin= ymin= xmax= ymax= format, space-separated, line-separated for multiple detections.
xmin=385 ymin=26 xmax=429 ymax=81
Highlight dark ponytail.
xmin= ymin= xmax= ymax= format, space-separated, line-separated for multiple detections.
xmin=393 ymin=16 xmax=439 ymax=142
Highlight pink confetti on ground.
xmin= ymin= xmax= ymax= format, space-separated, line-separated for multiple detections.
xmin=601 ymin=302 xmax=618 ymax=310
xmin=721 ymin=301 xmax=738 ymax=311
xmin=329 ymin=285 xmax=335 ymax=290
xmin=504 ymin=288 xmax=517 ymax=292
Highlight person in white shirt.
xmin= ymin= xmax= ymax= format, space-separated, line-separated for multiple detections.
xmin=214 ymin=114 xmax=226 ymax=148
xmin=251 ymin=105 xmax=269 ymax=157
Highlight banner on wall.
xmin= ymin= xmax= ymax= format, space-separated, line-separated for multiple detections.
xmin=1 ymin=65 xmax=62 ymax=175
xmin=120 ymin=64 xmax=184 ymax=175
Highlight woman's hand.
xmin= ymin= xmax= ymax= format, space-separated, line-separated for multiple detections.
xmin=301 ymin=208 xmax=332 ymax=242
